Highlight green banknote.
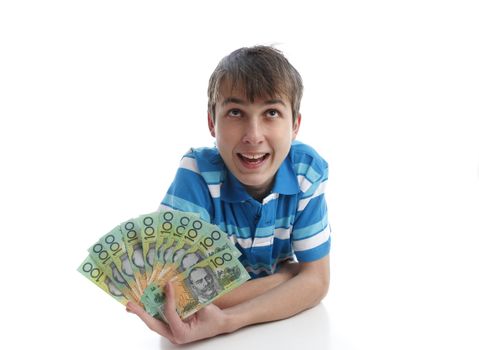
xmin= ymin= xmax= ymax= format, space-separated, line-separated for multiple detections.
xmin=149 ymin=210 xmax=177 ymax=283
xmin=119 ymin=218 xmax=148 ymax=293
xmin=79 ymin=209 xmax=249 ymax=320
xmin=157 ymin=212 xmax=208 ymax=280
xmin=143 ymin=249 xmax=250 ymax=320
xmin=156 ymin=225 xmax=241 ymax=286
xmin=141 ymin=284 xmax=167 ymax=322
xmin=77 ymin=255 xmax=130 ymax=305
xmin=135 ymin=212 xmax=162 ymax=283
xmin=88 ymin=227 xmax=141 ymax=301
xmin=150 ymin=210 xmax=200 ymax=283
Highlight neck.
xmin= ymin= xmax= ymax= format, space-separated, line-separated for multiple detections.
xmin=244 ymin=184 xmax=273 ymax=203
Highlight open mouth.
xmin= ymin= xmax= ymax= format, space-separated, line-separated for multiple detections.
xmin=237 ymin=153 xmax=270 ymax=168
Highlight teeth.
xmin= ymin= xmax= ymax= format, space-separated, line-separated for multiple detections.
xmin=241 ymin=153 xmax=266 ymax=160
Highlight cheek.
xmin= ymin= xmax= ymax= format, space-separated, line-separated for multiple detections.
xmin=272 ymin=129 xmax=292 ymax=146
xmin=271 ymin=130 xmax=294 ymax=158
xmin=216 ymin=126 xmax=238 ymax=147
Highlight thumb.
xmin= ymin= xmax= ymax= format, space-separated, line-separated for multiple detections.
xmin=164 ymin=281 xmax=184 ymax=330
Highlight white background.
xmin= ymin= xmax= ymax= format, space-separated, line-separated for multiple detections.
xmin=1 ymin=1 xmax=478 ymax=349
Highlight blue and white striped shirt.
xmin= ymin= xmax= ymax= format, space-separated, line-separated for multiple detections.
xmin=160 ymin=141 xmax=331 ymax=278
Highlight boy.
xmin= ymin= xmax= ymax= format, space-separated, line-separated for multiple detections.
xmin=126 ymin=45 xmax=331 ymax=344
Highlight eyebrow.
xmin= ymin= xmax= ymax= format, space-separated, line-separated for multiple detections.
xmin=221 ymin=97 xmax=287 ymax=107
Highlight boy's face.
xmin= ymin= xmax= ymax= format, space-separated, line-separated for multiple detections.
xmin=208 ymin=82 xmax=301 ymax=200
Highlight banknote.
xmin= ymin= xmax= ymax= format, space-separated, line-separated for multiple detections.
xmin=156 ymin=227 xmax=241 ymax=287
xmin=79 ymin=209 xmax=249 ymax=320
xmin=143 ymin=249 xmax=250 ymax=320
xmin=155 ymin=213 xmax=207 ymax=282
xmin=77 ymin=255 xmax=130 ymax=305
xmin=119 ymin=218 xmax=148 ymax=293
xmin=141 ymin=284 xmax=167 ymax=322
xmin=135 ymin=212 xmax=162 ymax=283
xmin=148 ymin=210 xmax=177 ymax=283
xmin=149 ymin=210 xmax=200 ymax=283
xmin=88 ymin=226 xmax=142 ymax=301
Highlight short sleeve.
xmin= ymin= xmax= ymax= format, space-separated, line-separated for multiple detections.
xmin=160 ymin=149 xmax=214 ymax=223
xmin=291 ymin=147 xmax=331 ymax=262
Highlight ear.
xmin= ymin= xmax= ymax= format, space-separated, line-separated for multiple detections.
xmin=292 ymin=113 xmax=301 ymax=140
xmin=207 ymin=113 xmax=216 ymax=137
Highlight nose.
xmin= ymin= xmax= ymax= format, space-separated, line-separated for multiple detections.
xmin=242 ymin=117 xmax=264 ymax=145
xmin=199 ymin=278 xmax=207 ymax=288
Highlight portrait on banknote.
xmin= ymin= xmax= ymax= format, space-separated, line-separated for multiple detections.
xmin=186 ymin=266 xmax=221 ymax=304
xmin=106 ymin=277 xmax=124 ymax=297
xmin=180 ymin=252 xmax=203 ymax=272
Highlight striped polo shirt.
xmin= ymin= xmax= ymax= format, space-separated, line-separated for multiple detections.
xmin=160 ymin=141 xmax=331 ymax=278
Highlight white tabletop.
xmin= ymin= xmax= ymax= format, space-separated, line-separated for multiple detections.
xmin=157 ymin=304 xmax=334 ymax=350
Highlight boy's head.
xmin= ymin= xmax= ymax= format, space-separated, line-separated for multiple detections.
xmin=207 ymin=45 xmax=303 ymax=123
xmin=207 ymin=46 xmax=304 ymax=201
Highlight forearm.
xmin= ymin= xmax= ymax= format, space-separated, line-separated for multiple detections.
xmin=128 ymin=257 xmax=329 ymax=345
xmin=223 ymin=257 xmax=329 ymax=333
xmin=213 ymin=266 xmax=295 ymax=309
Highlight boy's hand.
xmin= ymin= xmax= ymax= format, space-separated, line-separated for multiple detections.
xmin=126 ymin=281 xmax=230 ymax=345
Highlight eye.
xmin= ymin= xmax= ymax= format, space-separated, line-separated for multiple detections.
xmin=266 ymin=109 xmax=280 ymax=118
xmin=227 ymin=109 xmax=242 ymax=118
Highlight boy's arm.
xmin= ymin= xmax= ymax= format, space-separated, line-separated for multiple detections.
xmin=212 ymin=261 xmax=302 ymax=309
xmin=223 ymin=255 xmax=329 ymax=332
xmin=127 ymin=255 xmax=329 ymax=344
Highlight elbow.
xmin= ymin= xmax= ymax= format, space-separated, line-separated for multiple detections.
xmin=308 ymin=264 xmax=330 ymax=307
xmin=310 ymin=278 xmax=329 ymax=307
xmin=298 ymin=256 xmax=330 ymax=308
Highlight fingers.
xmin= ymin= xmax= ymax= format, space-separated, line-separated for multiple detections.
xmin=163 ymin=281 xmax=185 ymax=331
xmin=126 ymin=302 xmax=173 ymax=339
xmin=126 ymin=286 xmax=189 ymax=344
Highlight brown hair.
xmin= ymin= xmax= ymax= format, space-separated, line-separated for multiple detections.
xmin=207 ymin=45 xmax=303 ymax=122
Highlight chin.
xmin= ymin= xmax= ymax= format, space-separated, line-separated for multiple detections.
xmin=238 ymin=175 xmax=264 ymax=186
xmin=240 ymin=178 xmax=271 ymax=191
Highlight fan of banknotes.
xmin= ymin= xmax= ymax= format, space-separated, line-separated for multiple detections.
xmin=77 ymin=209 xmax=250 ymax=321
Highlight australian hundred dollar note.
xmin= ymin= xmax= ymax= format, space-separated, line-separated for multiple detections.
xmin=120 ymin=218 xmax=148 ymax=293
xmin=156 ymin=224 xmax=241 ymax=286
xmin=77 ymin=255 xmax=129 ymax=305
xmin=88 ymin=226 xmax=142 ymax=300
xmin=149 ymin=209 xmax=199 ymax=283
xmin=134 ymin=211 xmax=162 ymax=283
xmin=144 ymin=249 xmax=250 ymax=320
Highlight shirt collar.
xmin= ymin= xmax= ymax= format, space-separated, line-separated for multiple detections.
xmin=272 ymin=151 xmax=300 ymax=195
xmin=221 ymin=150 xmax=300 ymax=203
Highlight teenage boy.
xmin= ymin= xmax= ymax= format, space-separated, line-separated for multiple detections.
xmin=127 ymin=45 xmax=331 ymax=344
